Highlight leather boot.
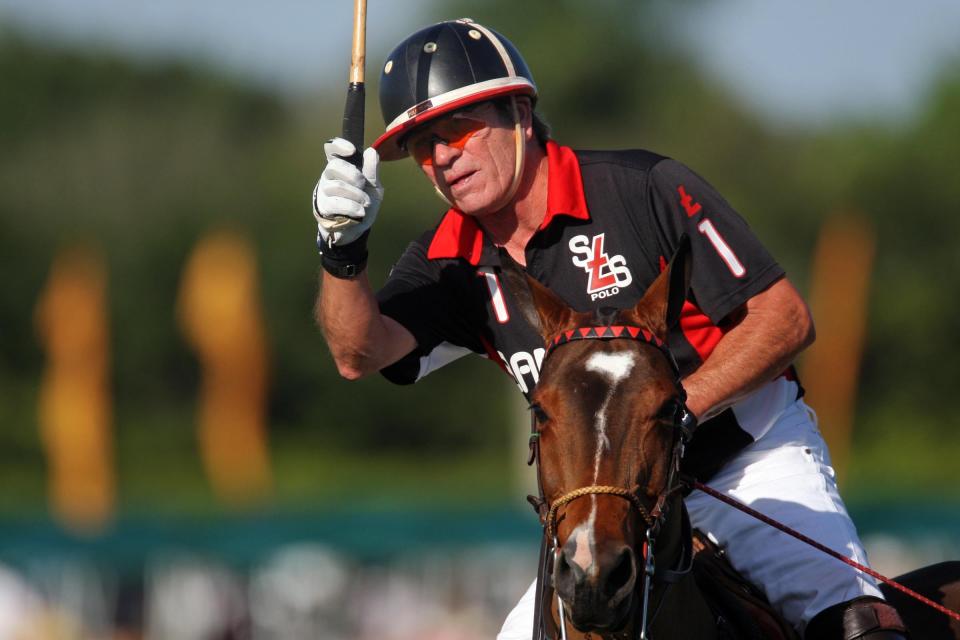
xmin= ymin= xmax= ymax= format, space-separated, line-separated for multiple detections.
xmin=804 ymin=596 xmax=908 ymax=639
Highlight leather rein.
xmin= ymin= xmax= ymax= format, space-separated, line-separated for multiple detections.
xmin=527 ymin=321 xmax=697 ymax=640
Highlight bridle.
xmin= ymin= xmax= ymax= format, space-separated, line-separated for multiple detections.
xmin=527 ymin=321 xmax=697 ymax=640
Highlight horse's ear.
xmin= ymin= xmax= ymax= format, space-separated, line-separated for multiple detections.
xmin=497 ymin=249 xmax=582 ymax=343
xmin=623 ymin=235 xmax=691 ymax=341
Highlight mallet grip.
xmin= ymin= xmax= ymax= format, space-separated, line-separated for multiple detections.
xmin=341 ymin=0 xmax=367 ymax=169
xmin=341 ymin=83 xmax=365 ymax=169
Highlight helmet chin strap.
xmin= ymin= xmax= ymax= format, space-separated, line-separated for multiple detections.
xmin=497 ymin=95 xmax=527 ymax=209
xmin=432 ymin=96 xmax=527 ymax=212
xmin=432 ymin=184 xmax=452 ymax=206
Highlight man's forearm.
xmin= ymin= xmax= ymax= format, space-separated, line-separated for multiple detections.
xmin=682 ymin=278 xmax=815 ymax=421
xmin=316 ymin=271 xmax=416 ymax=380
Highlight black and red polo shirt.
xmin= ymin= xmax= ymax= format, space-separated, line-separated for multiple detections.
xmin=377 ymin=141 xmax=799 ymax=479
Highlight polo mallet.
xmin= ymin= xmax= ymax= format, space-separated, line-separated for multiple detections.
xmin=328 ymin=0 xmax=368 ymax=230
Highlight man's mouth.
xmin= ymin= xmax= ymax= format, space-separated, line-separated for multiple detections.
xmin=447 ymin=170 xmax=476 ymax=191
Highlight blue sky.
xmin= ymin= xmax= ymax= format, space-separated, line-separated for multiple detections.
xmin=670 ymin=0 xmax=960 ymax=125
xmin=2 ymin=0 xmax=959 ymax=127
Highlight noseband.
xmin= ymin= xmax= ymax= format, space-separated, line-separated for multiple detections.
xmin=528 ymin=319 xmax=697 ymax=640
xmin=545 ymin=484 xmax=653 ymax=541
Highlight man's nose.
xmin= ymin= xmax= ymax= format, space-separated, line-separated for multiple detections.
xmin=432 ymin=140 xmax=461 ymax=167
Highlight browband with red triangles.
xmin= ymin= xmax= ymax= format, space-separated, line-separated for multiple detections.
xmin=544 ymin=325 xmax=660 ymax=352
xmin=544 ymin=325 xmax=682 ymax=378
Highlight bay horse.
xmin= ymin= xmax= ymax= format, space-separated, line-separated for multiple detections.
xmin=499 ymin=242 xmax=960 ymax=639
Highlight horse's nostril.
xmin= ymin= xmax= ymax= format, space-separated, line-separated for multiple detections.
xmin=554 ymin=546 xmax=589 ymax=602
xmin=604 ymin=547 xmax=636 ymax=598
xmin=556 ymin=548 xmax=583 ymax=583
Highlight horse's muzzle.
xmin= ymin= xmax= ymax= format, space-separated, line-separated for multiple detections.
xmin=554 ymin=542 xmax=638 ymax=631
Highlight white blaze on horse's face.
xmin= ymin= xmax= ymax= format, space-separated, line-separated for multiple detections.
xmin=585 ymin=351 xmax=637 ymax=385
xmin=565 ymin=349 xmax=637 ymax=576
xmin=585 ymin=350 xmax=638 ymax=479
xmin=571 ymin=515 xmax=596 ymax=577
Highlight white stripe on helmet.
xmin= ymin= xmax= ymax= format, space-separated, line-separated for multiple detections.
xmin=384 ymin=76 xmax=535 ymax=133
xmin=466 ymin=21 xmax=517 ymax=77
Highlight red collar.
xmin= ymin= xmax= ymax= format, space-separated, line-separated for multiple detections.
xmin=426 ymin=141 xmax=591 ymax=265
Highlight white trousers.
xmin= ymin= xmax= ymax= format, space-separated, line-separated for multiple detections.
xmin=497 ymin=399 xmax=882 ymax=639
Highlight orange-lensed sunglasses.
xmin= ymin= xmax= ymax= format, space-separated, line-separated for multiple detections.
xmin=404 ymin=113 xmax=488 ymax=166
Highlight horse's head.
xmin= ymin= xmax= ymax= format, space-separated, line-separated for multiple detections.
xmin=503 ymin=239 xmax=692 ymax=632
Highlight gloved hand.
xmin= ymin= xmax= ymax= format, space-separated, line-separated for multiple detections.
xmin=312 ymin=138 xmax=383 ymax=248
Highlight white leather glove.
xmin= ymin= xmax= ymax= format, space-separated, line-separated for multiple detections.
xmin=312 ymin=138 xmax=383 ymax=248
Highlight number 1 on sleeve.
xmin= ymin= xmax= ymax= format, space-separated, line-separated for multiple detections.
xmin=697 ymin=219 xmax=746 ymax=278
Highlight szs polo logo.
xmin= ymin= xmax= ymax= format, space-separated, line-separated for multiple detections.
xmin=569 ymin=233 xmax=633 ymax=300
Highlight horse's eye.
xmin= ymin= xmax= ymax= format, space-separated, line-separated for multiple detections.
xmin=530 ymin=403 xmax=550 ymax=424
xmin=655 ymin=398 xmax=682 ymax=423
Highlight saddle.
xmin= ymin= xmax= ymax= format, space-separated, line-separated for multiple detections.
xmin=690 ymin=528 xmax=799 ymax=640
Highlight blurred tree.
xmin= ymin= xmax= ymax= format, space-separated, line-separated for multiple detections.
xmin=852 ymin=68 xmax=960 ymax=434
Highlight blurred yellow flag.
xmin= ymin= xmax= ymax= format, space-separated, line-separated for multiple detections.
xmin=801 ymin=213 xmax=875 ymax=487
xmin=178 ymin=230 xmax=272 ymax=506
xmin=35 ymin=246 xmax=114 ymax=534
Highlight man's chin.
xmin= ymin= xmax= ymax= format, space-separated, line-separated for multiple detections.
xmin=442 ymin=182 xmax=505 ymax=216
xmin=450 ymin=192 xmax=512 ymax=218
xmin=449 ymin=196 xmax=497 ymax=217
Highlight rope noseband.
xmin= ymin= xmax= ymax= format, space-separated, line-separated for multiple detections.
xmin=546 ymin=485 xmax=653 ymax=541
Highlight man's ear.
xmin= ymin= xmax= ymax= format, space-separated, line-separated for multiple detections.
xmin=621 ymin=235 xmax=691 ymax=342
xmin=497 ymin=249 xmax=583 ymax=343
xmin=512 ymin=96 xmax=534 ymax=140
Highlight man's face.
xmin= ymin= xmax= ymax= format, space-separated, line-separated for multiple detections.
xmin=403 ymin=101 xmax=519 ymax=217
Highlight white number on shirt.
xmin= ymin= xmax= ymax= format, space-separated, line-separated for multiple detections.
xmin=697 ymin=219 xmax=746 ymax=278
